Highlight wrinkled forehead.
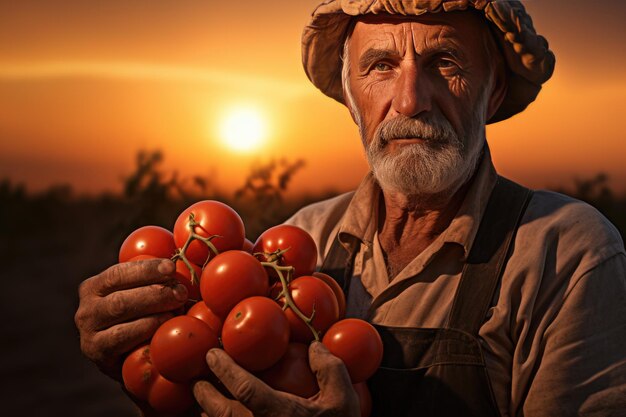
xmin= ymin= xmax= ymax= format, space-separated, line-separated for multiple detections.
xmin=349 ymin=11 xmax=489 ymax=56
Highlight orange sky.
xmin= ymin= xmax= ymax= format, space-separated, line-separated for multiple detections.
xmin=1 ymin=0 xmax=625 ymax=196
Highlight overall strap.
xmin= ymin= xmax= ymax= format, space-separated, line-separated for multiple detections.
xmin=446 ymin=176 xmax=532 ymax=334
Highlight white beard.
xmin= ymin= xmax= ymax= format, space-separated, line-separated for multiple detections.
xmin=357 ymin=94 xmax=489 ymax=198
xmin=369 ymin=136 xmax=475 ymax=196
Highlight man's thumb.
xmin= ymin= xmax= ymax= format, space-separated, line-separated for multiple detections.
xmin=308 ymin=341 xmax=352 ymax=393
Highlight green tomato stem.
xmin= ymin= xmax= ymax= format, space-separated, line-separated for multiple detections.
xmin=262 ymin=261 xmax=320 ymax=342
xmin=170 ymin=212 xmax=222 ymax=286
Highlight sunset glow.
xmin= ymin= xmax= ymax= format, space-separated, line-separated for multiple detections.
xmin=0 ymin=1 xmax=624 ymax=196
xmin=219 ymin=106 xmax=267 ymax=153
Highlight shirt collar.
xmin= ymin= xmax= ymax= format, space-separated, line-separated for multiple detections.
xmin=337 ymin=144 xmax=498 ymax=259
xmin=337 ymin=171 xmax=380 ymax=248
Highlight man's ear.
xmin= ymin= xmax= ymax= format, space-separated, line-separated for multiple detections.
xmin=486 ymin=58 xmax=508 ymax=120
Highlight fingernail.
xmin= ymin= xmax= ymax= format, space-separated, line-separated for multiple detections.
xmin=158 ymin=259 xmax=175 ymax=275
xmin=173 ymin=283 xmax=188 ymax=301
xmin=311 ymin=341 xmax=327 ymax=354
xmin=193 ymin=380 xmax=208 ymax=392
xmin=206 ymin=349 xmax=218 ymax=368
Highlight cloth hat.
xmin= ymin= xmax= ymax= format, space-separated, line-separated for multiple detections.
xmin=302 ymin=0 xmax=556 ymax=123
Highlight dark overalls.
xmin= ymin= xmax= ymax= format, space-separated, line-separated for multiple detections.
xmin=319 ymin=177 xmax=532 ymax=417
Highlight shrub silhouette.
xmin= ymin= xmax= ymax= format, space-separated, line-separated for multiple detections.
xmin=2 ymin=151 xmax=623 ymax=266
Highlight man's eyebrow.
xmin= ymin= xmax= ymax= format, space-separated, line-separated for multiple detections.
xmin=423 ymin=42 xmax=466 ymax=61
xmin=358 ymin=48 xmax=401 ymax=71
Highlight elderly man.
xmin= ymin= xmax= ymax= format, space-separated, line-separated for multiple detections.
xmin=74 ymin=1 xmax=626 ymax=416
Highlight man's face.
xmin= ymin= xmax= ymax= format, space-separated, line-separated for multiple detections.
xmin=344 ymin=12 xmax=502 ymax=197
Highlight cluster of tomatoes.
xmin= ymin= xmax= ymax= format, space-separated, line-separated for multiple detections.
xmin=119 ymin=200 xmax=383 ymax=416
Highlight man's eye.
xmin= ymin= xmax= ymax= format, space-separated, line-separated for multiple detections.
xmin=373 ymin=62 xmax=392 ymax=72
xmin=437 ymin=60 xmax=457 ymax=70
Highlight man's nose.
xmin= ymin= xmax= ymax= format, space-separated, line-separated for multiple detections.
xmin=391 ymin=64 xmax=432 ymax=118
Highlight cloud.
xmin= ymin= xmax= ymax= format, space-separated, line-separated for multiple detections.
xmin=0 ymin=61 xmax=313 ymax=99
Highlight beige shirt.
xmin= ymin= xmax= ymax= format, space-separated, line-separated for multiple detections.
xmin=285 ymin=150 xmax=626 ymax=417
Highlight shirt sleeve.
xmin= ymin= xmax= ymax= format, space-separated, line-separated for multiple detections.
xmin=523 ymin=253 xmax=626 ymax=417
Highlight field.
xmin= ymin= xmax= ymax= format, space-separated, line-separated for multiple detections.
xmin=1 ymin=152 xmax=624 ymax=416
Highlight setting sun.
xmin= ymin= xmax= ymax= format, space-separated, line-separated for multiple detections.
xmin=219 ymin=106 xmax=267 ymax=152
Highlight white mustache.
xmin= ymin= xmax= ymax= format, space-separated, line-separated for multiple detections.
xmin=373 ymin=115 xmax=459 ymax=148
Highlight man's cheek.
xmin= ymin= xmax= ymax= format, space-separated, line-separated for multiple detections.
xmin=362 ymin=123 xmax=379 ymax=150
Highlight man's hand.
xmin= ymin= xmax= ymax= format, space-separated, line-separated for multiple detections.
xmin=74 ymin=259 xmax=188 ymax=381
xmin=193 ymin=342 xmax=360 ymax=417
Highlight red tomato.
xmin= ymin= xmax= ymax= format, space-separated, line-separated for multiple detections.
xmin=174 ymin=259 xmax=201 ymax=300
xmin=354 ymin=382 xmax=372 ymax=417
xmin=200 ymin=250 xmax=269 ymax=318
xmin=150 ymin=315 xmax=220 ymax=382
xmin=322 ymin=319 xmax=383 ymax=383
xmin=187 ymin=300 xmax=222 ymax=335
xmin=148 ymin=375 xmax=194 ymax=415
xmin=281 ymin=276 xmax=339 ymax=343
xmin=127 ymin=254 xmax=157 ymax=262
xmin=173 ymin=200 xmax=245 ymax=265
xmin=222 ymin=296 xmax=290 ymax=372
xmin=253 ymin=225 xmax=317 ymax=278
xmin=313 ymin=272 xmax=346 ymax=319
xmin=242 ymin=238 xmax=255 ymax=253
xmin=122 ymin=344 xmax=194 ymax=415
xmin=122 ymin=344 xmax=157 ymax=400
xmin=258 ymin=343 xmax=319 ymax=398
xmin=119 ymin=226 xmax=176 ymax=263
xmin=268 ymin=281 xmax=283 ymax=300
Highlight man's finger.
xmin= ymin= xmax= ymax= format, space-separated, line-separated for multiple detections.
xmin=92 ymin=259 xmax=176 ymax=296
xmin=193 ymin=380 xmax=252 ymax=417
xmin=206 ymin=349 xmax=292 ymax=413
xmin=308 ymin=341 xmax=354 ymax=397
xmin=94 ymin=282 xmax=188 ymax=327
xmin=88 ymin=312 xmax=174 ymax=362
